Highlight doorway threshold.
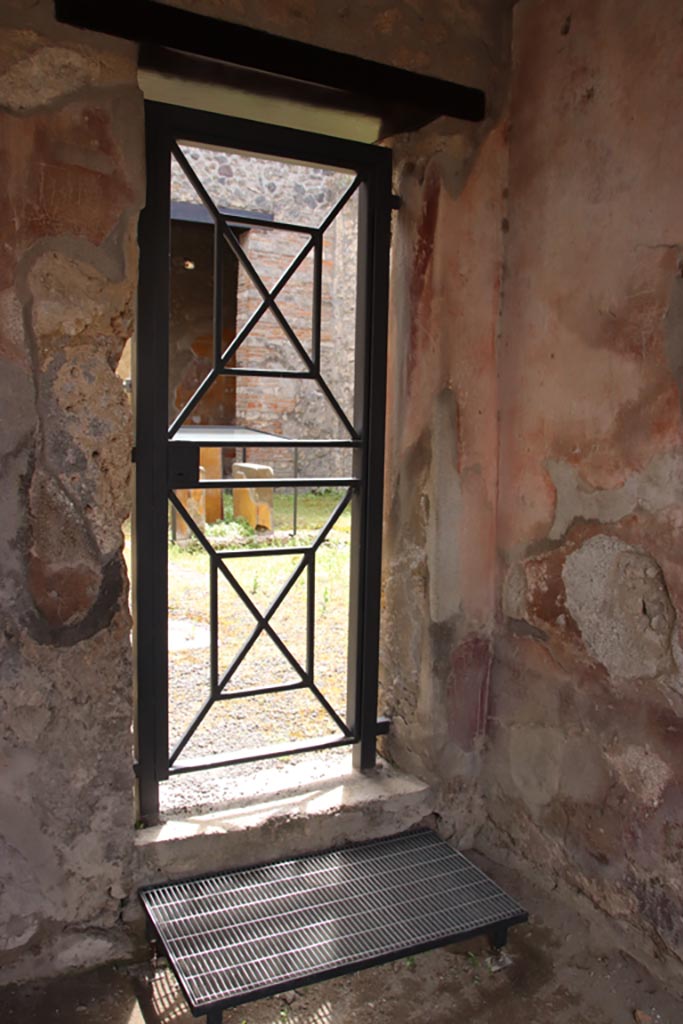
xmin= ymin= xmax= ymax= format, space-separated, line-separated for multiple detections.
xmin=158 ymin=745 xmax=357 ymax=819
xmin=135 ymin=758 xmax=434 ymax=885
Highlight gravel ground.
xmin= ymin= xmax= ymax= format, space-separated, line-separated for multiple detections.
xmin=158 ymin=746 xmax=354 ymax=816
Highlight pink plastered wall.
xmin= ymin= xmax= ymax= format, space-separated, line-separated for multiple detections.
xmin=483 ymin=0 xmax=683 ymax=984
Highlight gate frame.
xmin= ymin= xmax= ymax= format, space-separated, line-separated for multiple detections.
xmin=134 ymin=101 xmax=392 ymax=824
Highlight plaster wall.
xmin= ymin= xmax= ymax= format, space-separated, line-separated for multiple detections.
xmin=0 ymin=0 xmax=143 ymax=982
xmin=380 ymin=122 xmax=506 ymax=839
xmin=482 ymin=0 xmax=683 ymax=986
xmin=0 ymin=0 xmax=510 ymax=985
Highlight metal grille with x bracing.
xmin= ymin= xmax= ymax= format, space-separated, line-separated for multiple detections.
xmin=140 ymin=829 xmax=529 ymax=1022
xmin=135 ymin=103 xmax=393 ymax=822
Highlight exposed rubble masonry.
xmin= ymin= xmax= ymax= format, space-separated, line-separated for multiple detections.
xmin=0 ymin=0 xmax=509 ymax=986
xmin=5 ymin=0 xmax=683 ymax=999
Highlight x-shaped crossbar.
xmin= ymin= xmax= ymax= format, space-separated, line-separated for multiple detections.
xmin=168 ymin=142 xmax=359 ymax=441
xmin=168 ymin=487 xmax=353 ymax=765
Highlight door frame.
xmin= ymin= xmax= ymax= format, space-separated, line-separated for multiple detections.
xmin=134 ymin=101 xmax=392 ymax=823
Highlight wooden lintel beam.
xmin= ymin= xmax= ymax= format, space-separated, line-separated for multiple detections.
xmin=54 ymin=0 xmax=486 ymax=124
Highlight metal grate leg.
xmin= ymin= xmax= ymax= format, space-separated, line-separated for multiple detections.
xmin=489 ymin=924 xmax=509 ymax=949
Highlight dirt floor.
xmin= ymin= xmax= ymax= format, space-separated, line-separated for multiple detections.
xmin=3 ymin=855 xmax=682 ymax=1024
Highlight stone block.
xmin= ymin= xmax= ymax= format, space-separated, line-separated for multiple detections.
xmin=199 ymin=447 xmax=223 ymax=523
xmin=562 ymin=535 xmax=675 ymax=681
xmin=173 ymin=485 xmax=206 ymax=546
xmin=232 ymin=461 xmax=274 ymax=531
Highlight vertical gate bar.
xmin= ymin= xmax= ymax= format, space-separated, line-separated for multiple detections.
xmin=312 ymin=233 xmax=323 ymax=372
xmin=348 ymin=157 xmax=393 ymax=771
xmin=292 ymin=447 xmax=299 ymax=536
xmin=356 ymin=155 xmax=392 ymax=769
xmin=135 ymin=103 xmax=172 ymax=823
xmin=307 ymin=551 xmax=315 ymax=684
xmin=210 ymin=553 xmax=218 ymax=694
xmin=345 ymin=181 xmax=368 ymax=756
xmin=213 ymin=222 xmax=224 ymax=370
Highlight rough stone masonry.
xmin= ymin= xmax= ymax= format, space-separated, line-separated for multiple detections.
xmin=2 ymin=0 xmax=683 ymax=1001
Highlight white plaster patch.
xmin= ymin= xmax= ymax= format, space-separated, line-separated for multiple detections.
xmin=52 ymin=935 xmax=120 ymax=974
xmin=548 ymin=453 xmax=683 ymax=541
xmin=0 ymin=916 xmax=38 ymax=953
xmin=502 ymin=562 xmax=527 ymax=620
xmin=562 ymin=535 xmax=675 ymax=679
xmin=558 ymin=737 xmax=610 ymax=803
xmin=606 ymin=745 xmax=672 ymax=807
xmin=29 ymin=251 xmax=132 ymax=345
xmin=426 ymin=390 xmax=461 ymax=623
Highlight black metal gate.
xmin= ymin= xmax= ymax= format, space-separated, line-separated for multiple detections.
xmin=135 ymin=102 xmax=392 ymax=822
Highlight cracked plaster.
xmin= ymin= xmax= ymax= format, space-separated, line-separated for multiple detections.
xmin=548 ymin=452 xmax=683 ymax=541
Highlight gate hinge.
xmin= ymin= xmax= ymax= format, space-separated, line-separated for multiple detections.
xmin=131 ymin=446 xmax=136 ymax=464
xmin=390 ymin=194 xmax=402 ymax=210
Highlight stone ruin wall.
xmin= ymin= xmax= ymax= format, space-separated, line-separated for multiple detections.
xmin=479 ymin=0 xmax=683 ymax=987
xmin=0 ymin=0 xmax=510 ymax=986
xmin=0 ymin=2 xmax=142 ymax=981
xmin=5 ymin=0 xmax=683 ymax=999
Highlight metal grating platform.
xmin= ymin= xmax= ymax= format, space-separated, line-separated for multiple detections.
xmin=140 ymin=830 xmax=528 ymax=1020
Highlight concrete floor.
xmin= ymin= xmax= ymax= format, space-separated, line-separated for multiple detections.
xmin=3 ymin=857 xmax=682 ymax=1024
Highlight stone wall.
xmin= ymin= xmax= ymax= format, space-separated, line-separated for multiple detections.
xmin=0 ymin=0 xmax=143 ymax=980
xmin=481 ymin=0 xmax=683 ymax=987
xmin=0 ymin=0 xmax=511 ymax=985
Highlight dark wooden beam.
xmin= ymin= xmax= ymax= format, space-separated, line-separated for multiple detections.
xmin=54 ymin=0 xmax=486 ymax=124
xmin=138 ymin=45 xmax=451 ymax=139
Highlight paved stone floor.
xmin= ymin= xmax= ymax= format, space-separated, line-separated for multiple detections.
xmin=3 ymin=857 xmax=682 ymax=1024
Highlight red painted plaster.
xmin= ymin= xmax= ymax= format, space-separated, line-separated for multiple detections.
xmin=0 ymin=103 xmax=134 ymax=288
xmin=448 ymin=633 xmax=491 ymax=753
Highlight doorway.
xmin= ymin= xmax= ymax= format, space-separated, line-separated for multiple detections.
xmin=134 ymin=102 xmax=392 ymax=823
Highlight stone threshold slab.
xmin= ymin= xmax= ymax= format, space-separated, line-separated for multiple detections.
xmin=135 ymin=760 xmax=434 ymax=885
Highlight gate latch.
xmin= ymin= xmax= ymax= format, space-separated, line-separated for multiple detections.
xmin=168 ymin=442 xmax=199 ymax=488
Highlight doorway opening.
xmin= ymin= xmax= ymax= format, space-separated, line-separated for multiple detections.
xmin=134 ymin=103 xmax=392 ymax=823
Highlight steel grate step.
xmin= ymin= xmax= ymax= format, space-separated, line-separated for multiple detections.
xmin=140 ymin=829 xmax=528 ymax=1020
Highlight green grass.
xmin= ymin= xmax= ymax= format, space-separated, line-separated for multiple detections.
xmin=168 ymin=489 xmax=351 ymax=559
xmin=271 ymin=488 xmax=351 ymax=534
xmin=164 ymin=490 xmax=351 ymax=628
